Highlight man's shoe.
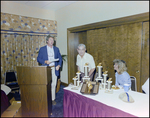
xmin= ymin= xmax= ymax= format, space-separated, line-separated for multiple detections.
xmin=52 ymin=100 xmax=56 ymax=105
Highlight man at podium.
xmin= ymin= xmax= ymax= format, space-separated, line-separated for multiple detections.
xmin=37 ymin=35 xmax=62 ymax=105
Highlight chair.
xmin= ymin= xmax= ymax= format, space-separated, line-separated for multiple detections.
xmin=142 ymin=78 xmax=149 ymax=94
xmin=4 ymin=71 xmax=19 ymax=93
xmin=130 ymin=76 xmax=137 ymax=91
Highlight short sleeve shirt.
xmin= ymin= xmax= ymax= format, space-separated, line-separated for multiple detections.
xmin=76 ymin=53 xmax=95 ymax=73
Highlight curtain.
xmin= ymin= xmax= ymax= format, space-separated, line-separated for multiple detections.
xmin=1 ymin=33 xmax=47 ymax=83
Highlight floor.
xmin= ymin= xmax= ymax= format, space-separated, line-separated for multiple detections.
xmin=10 ymin=85 xmax=65 ymax=117
xmin=51 ymin=85 xmax=65 ymax=117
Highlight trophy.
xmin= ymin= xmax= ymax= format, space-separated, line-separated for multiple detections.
xmin=82 ymin=63 xmax=90 ymax=82
xmin=101 ymin=71 xmax=108 ymax=90
xmin=73 ymin=76 xmax=77 ymax=86
xmin=76 ymin=70 xmax=81 ymax=86
xmin=95 ymin=63 xmax=103 ymax=85
xmin=86 ymin=81 xmax=93 ymax=93
xmin=105 ymin=78 xmax=113 ymax=94
xmin=71 ymin=71 xmax=81 ymax=90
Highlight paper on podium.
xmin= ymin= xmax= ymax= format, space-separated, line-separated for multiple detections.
xmin=50 ymin=58 xmax=59 ymax=62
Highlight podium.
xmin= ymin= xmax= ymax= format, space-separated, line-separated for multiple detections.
xmin=17 ymin=66 xmax=52 ymax=117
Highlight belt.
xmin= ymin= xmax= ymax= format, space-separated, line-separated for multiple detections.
xmin=49 ymin=65 xmax=55 ymax=67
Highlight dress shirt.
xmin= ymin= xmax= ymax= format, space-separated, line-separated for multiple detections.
xmin=47 ymin=45 xmax=55 ymax=66
xmin=76 ymin=52 xmax=95 ymax=73
xmin=115 ymin=71 xmax=131 ymax=87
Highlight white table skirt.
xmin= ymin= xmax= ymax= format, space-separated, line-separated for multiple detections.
xmin=64 ymin=84 xmax=149 ymax=117
xmin=1 ymin=84 xmax=11 ymax=95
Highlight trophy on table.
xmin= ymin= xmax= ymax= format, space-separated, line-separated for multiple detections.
xmin=101 ymin=71 xmax=108 ymax=90
xmin=82 ymin=63 xmax=90 ymax=82
xmin=80 ymin=63 xmax=99 ymax=95
xmin=95 ymin=63 xmax=103 ymax=85
xmin=87 ymin=81 xmax=93 ymax=93
xmin=71 ymin=70 xmax=81 ymax=90
xmin=105 ymin=78 xmax=113 ymax=94
xmin=73 ymin=76 xmax=78 ymax=86
xmin=76 ymin=70 xmax=81 ymax=87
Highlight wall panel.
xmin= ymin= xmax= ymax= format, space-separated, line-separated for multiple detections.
xmin=105 ymin=27 xmax=116 ymax=84
xmin=86 ymin=23 xmax=142 ymax=90
xmin=141 ymin=21 xmax=149 ymax=90
xmin=127 ymin=22 xmax=142 ymax=92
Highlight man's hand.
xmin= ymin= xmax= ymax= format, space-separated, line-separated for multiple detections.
xmin=45 ymin=60 xmax=51 ymax=64
xmin=56 ymin=65 xmax=60 ymax=71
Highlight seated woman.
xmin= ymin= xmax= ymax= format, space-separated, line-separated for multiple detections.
xmin=113 ymin=59 xmax=131 ymax=88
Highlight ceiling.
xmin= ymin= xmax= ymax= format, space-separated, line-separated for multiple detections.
xmin=11 ymin=1 xmax=77 ymax=11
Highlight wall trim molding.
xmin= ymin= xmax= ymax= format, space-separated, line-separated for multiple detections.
xmin=61 ymin=82 xmax=68 ymax=87
xmin=1 ymin=29 xmax=57 ymax=36
xmin=68 ymin=12 xmax=149 ymax=33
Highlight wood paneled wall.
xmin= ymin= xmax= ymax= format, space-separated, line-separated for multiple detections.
xmin=67 ymin=12 xmax=149 ymax=92
xmin=141 ymin=21 xmax=149 ymax=87
xmin=86 ymin=22 xmax=143 ymax=91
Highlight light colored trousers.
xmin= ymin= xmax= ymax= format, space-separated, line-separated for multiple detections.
xmin=51 ymin=67 xmax=57 ymax=101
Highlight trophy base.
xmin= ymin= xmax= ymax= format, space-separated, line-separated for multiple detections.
xmin=84 ymin=76 xmax=89 ymax=78
xmin=95 ymin=78 xmax=103 ymax=82
xmin=96 ymin=77 xmax=102 ymax=79
xmin=82 ymin=77 xmax=90 ymax=82
xmin=71 ymin=86 xmax=79 ymax=90
xmin=105 ymin=89 xmax=113 ymax=94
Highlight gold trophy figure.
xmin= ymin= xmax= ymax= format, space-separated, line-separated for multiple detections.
xmin=108 ymin=78 xmax=112 ymax=81
xmin=77 ymin=70 xmax=80 ymax=73
xmin=97 ymin=63 xmax=102 ymax=66
xmin=87 ymin=81 xmax=93 ymax=93
xmin=104 ymin=71 xmax=108 ymax=74
xmin=85 ymin=63 xmax=89 ymax=66
xmin=88 ymin=84 xmax=93 ymax=93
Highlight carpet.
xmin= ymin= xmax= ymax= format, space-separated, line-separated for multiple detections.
xmin=50 ymin=85 xmax=65 ymax=117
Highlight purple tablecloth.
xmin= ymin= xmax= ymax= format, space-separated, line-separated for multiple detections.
xmin=1 ymin=90 xmax=11 ymax=114
xmin=63 ymin=89 xmax=136 ymax=117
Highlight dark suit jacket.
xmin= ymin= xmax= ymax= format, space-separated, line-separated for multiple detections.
xmin=37 ymin=45 xmax=62 ymax=76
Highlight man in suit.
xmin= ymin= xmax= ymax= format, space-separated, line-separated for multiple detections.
xmin=37 ymin=35 xmax=62 ymax=105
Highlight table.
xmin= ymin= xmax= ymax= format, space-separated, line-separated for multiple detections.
xmin=63 ymin=84 xmax=149 ymax=117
